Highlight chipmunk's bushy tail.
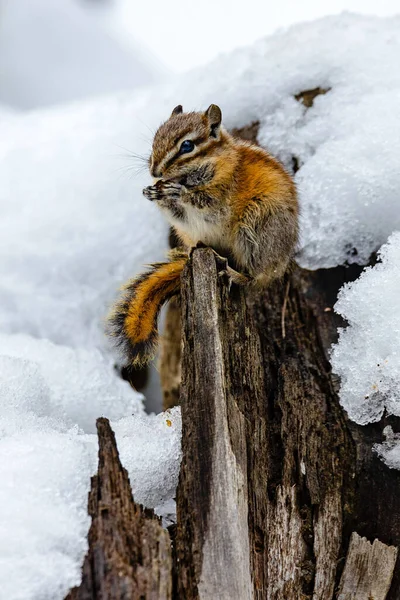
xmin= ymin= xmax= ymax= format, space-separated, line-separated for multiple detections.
xmin=108 ymin=251 xmax=187 ymax=366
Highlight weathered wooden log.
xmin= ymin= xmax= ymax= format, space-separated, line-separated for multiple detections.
xmin=174 ymin=248 xmax=399 ymax=599
xmin=175 ymin=248 xmax=352 ymax=598
xmin=338 ymin=532 xmax=398 ymax=600
xmin=176 ymin=249 xmax=257 ymax=598
xmin=65 ymin=418 xmax=172 ymax=600
xmin=69 ymin=253 xmax=400 ymax=599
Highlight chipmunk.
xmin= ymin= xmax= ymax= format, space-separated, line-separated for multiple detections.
xmin=108 ymin=104 xmax=298 ymax=365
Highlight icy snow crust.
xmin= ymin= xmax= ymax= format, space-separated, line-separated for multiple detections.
xmin=1 ymin=12 xmax=400 ymax=599
xmin=374 ymin=426 xmax=400 ymax=471
xmin=331 ymin=232 xmax=400 ymax=425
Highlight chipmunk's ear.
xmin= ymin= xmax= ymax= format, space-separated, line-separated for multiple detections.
xmin=205 ymin=104 xmax=222 ymax=137
xmin=171 ymin=105 xmax=183 ymax=117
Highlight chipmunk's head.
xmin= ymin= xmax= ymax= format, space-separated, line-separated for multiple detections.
xmin=149 ymin=104 xmax=226 ymax=182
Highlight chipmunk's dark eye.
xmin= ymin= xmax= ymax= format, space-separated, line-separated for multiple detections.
xmin=179 ymin=140 xmax=195 ymax=154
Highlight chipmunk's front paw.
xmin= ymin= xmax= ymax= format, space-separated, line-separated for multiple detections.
xmin=143 ymin=181 xmax=184 ymax=203
xmin=142 ymin=185 xmax=159 ymax=201
xmin=159 ymin=181 xmax=184 ymax=200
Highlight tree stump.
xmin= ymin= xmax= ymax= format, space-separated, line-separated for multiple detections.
xmin=173 ymin=248 xmax=400 ymax=599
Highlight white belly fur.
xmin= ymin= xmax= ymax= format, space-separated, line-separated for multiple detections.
xmin=169 ymin=204 xmax=227 ymax=247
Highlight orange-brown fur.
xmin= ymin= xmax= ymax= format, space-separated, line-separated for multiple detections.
xmin=108 ymin=253 xmax=186 ymax=366
xmin=124 ymin=260 xmax=184 ymax=343
xmin=108 ymin=105 xmax=298 ymax=365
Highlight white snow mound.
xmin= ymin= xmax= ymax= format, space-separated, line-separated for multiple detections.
xmin=331 ymin=232 xmax=400 ymax=425
xmin=0 ymin=333 xmax=143 ymax=433
xmin=114 ymin=408 xmax=182 ymax=510
xmin=2 ymin=14 xmax=400 ymax=351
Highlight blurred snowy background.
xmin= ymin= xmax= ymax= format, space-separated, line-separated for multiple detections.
xmin=1 ymin=0 xmax=399 ymax=109
xmin=1 ymin=1 xmax=400 ymax=598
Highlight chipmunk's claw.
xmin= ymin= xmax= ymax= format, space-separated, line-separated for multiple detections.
xmin=160 ymin=181 xmax=183 ymax=200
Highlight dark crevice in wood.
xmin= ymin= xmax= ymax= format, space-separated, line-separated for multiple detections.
xmin=160 ymin=297 xmax=182 ymax=411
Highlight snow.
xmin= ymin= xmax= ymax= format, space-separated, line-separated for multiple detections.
xmin=0 ymin=92 xmax=169 ymax=350
xmin=0 ymin=332 xmax=181 ymax=599
xmin=111 ymin=0 xmax=400 ymax=72
xmin=2 ymin=14 xmax=400 ymax=349
xmin=374 ymin=426 xmax=400 ymax=470
xmin=0 ymin=421 xmax=95 ymax=600
xmin=331 ymin=232 xmax=400 ymax=425
xmin=0 ymin=333 xmax=143 ymax=433
xmin=0 ymin=79 xmax=181 ymax=600
xmin=114 ymin=408 xmax=182 ymax=511
xmin=0 ymin=0 xmax=162 ymax=109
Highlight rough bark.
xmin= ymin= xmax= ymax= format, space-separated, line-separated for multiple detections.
xmin=176 ymin=250 xmax=256 ymax=598
xmin=338 ymin=532 xmax=398 ymax=600
xmin=296 ymin=267 xmax=400 ymax=600
xmin=65 ymin=418 xmax=172 ymax=600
